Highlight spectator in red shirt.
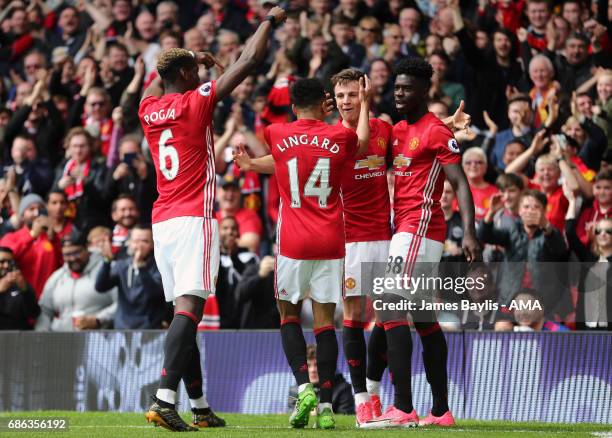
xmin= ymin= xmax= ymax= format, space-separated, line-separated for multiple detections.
xmin=0 ymin=193 xmax=61 ymax=299
xmin=215 ymin=177 xmax=263 ymax=253
xmin=530 ymin=154 xmax=571 ymax=230
xmin=462 ymin=147 xmax=498 ymax=221
xmin=576 ymin=169 xmax=612 ymax=246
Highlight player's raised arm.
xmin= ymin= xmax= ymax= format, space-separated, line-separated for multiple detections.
xmin=355 ymin=75 xmax=371 ymax=156
xmin=233 ymin=144 xmax=276 ymax=174
xmin=443 ymin=163 xmax=481 ymax=262
xmin=215 ymin=7 xmax=287 ymax=102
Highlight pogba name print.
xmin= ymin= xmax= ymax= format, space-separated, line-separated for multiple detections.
xmin=142 ymin=108 xmax=176 ymax=125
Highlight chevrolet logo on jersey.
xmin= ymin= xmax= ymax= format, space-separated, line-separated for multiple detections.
xmin=354 ymin=155 xmax=385 ymax=171
xmin=393 ymin=154 xmax=411 ymax=168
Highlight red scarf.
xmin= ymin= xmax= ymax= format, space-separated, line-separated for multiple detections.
xmin=63 ymin=159 xmax=91 ymax=201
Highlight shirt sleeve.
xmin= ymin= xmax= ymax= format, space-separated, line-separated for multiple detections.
xmin=186 ymin=80 xmax=217 ymax=126
xmin=431 ymin=125 xmax=461 ymax=166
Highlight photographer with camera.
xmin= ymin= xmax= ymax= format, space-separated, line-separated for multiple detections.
xmin=0 ymin=247 xmax=39 ymax=330
xmin=0 ymin=193 xmax=61 ymax=299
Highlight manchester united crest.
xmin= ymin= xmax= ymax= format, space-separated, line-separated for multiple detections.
xmin=377 ymin=137 xmax=386 ymax=151
xmin=345 ymin=278 xmax=356 ymax=289
xmin=409 ymin=137 xmax=419 ymax=150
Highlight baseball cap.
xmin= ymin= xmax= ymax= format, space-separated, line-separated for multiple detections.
xmin=61 ymin=229 xmax=87 ymax=248
xmin=220 ymin=173 xmax=240 ymax=189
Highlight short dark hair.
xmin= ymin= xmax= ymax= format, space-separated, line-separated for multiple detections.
xmin=575 ymin=91 xmax=593 ymax=101
xmin=595 ymin=169 xmax=612 ymax=182
xmin=505 ymin=138 xmax=527 ymax=151
xmin=394 ymin=56 xmax=434 ymax=86
xmin=331 ymin=14 xmax=352 ymax=27
xmin=429 ymin=50 xmax=450 ymax=65
xmin=111 ymin=194 xmax=138 ymax=212
xmin=507 ymin=93 xmax=531 ymax=105
xmin=0 ymin=247 xmax=14 ymax=256
xmin=330 ymin=68 xmax=364 ymax=88
xmin=107 ymin=41 xmax=128 ymax=54
xmin=47 ymin=189 xmax=67 ymax=201
xmin=496 ymin=173 xmax=525 ymax=191
xmin=14 ymin=133 xmax=35 ymax=144
xmin=290 ymin=78 xmax=326 ymax=109
xmin=567 ymin=31 xmax=589 ymax=45
xmin=521 ymin=189 xmax=547 ymax=208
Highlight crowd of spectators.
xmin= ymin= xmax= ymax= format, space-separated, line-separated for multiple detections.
xmin=0 ymin=0 xmax=610 ymax=332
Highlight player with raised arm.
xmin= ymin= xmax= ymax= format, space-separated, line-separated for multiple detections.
xmin=330 ymin=68 xmax=472 ymax=428
xmin=363 ymin=57 xmax=481 ymax=429
xmin=233 ymin=78 xmax=370 ymax=429
xmin=139 ymin=7 xmax=287 ymax=432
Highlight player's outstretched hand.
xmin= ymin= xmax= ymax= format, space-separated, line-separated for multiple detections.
xmin=452 ymin=100 xmax=471 ymax=132
xmin=359 ymin=74 xmax=372 ymax=104
xmin=268 ymin=6 xmax=287 ymax=25
xmin=232 ymin=144 xmax=252 ymax=171
xmin=195 ymin=52 xmax=225 ymax=73
xmin=462 ymin=234 xmax=482 ymax=263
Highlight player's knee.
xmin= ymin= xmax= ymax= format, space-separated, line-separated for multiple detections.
xmin=277 ymin=300 xmax=300 ymax=320
xmin=343 ymin=297 xmax=366 ymax=322
xmin=312 ymin=301 xmax=336 ymax=328
xmin=175 ymin=295 xmax=205 ymax=321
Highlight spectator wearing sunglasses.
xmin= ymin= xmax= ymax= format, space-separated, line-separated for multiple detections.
xmin=565 ymin=188 xmax=612 ymax=330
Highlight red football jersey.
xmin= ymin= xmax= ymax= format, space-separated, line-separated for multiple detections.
xmin=340 ymin=118 xmax=393 ymax=243
xmin=139 ymin=81 xmax=217 ymax=224
xmin=266 ymin=119 xmax=358 ymax=259
xmin=392 ymin=112 xmax=460 ymax=242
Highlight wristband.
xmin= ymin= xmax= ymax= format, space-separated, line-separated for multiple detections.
xmin=189 ymin=50 xmax=196 ymax=58
xmin=263 ymin=15 xmax=277 ymax=27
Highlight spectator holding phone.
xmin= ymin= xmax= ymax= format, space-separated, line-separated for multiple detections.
xmin=103 ymin=135 xmax=157 ymax=224
xmin=0 ymin=193 xmax=61 ymax=299
xmin=0 ymin=246 xmax=39 ymax=330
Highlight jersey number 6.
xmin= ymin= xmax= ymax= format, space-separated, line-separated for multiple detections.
xmin=159 ymin=128 xmax=179 ymax=180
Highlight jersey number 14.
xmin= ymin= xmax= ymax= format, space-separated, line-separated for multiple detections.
xmin=287 ymin=157 xmax=332 ymax=208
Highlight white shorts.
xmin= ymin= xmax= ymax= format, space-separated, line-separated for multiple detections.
xmin=275 ymin=255 xmax=344 ymax=305
xmin=152 ymin=216 xmax=220 ymax=302
xmin=385 ymin=232 xmax=444 ymax=299
xmin=344 ymin=240 xmax=390 ymax=298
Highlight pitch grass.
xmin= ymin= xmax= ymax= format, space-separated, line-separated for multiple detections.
xmin=1 ymin=412 xmax=611 ymax=437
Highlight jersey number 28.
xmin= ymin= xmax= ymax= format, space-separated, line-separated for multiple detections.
xmin=159 ymin=129 xmax=179 ymax=180
xmin=287 ymin=157 xmax=332 ymax=208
